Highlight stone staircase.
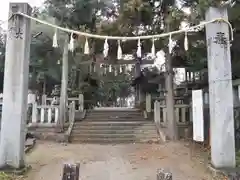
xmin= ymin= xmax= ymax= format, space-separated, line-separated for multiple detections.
xmin=70 ymin=108 xmax=160 ymax=144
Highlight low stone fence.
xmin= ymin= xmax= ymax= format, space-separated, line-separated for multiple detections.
xmin=154 ymin=102 xmax=192 ymax=126
xmin=28 ymin=101 xmax=77 ymax=127
xmin=42 ymin=94 xmax=84 ymax=111
xmin=29 ymin=104 xmax=60 ymax=127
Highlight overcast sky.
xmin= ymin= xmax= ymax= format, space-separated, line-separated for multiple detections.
xmin=0 ymin=0 xmax=44 ymax=21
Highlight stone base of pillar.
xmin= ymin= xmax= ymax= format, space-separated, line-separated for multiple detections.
xmin=135 ymin=101 xmax=140 ymax=108
xmin=0 ymin=164 xmax=31 ymax=176
xmin=146 ymin=112 xmax=152 ymax=119
xmin=208 ymin=164 xmax=240 ymax=179
xmin=55 ymin=126 xmax=64 ymax=133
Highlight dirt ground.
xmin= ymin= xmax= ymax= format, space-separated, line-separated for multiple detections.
xmin=25 ymin=141 xmax=214 ymax=180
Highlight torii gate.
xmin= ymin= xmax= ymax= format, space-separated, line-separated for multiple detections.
xmin=0 ymin=2 xmax=235 ymax=171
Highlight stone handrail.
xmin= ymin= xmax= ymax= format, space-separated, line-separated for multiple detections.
xmin=68 ymin=101 xmax=76 ymax=124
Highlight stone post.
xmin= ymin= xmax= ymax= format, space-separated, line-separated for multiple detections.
xmin=238 ymin=85 xmax=240 ymax=102
xmin=59 ymin=35 xmax=69 ymax=131
xmin=62 ymin=163 xmax=80 ymax=180
xmin=78 ymin=94 xmax=84 ymax=112
xmin=205 ymin=7 xmax=236 ymax=168
xmin=165 ymin=21 xmax=177 ymax=140
xmin=0 ymin=3 xmax=32 ymax=168
xmin=157 ymin=169 xmax=172 ymax=180
xmin=135 ymin=61 xmax=141 ymax=107
xmin=146 ymin=93 xmax=151 ymax=113
xmin=154 ymin=100 xmax=160 ymax=125
xmin=41 ymin=94 xmax=47 ymax=105
xmin=31 ymin=102 xmax=38 ymax=125
xmin=27 ymin=92 xmax=36 ymax=104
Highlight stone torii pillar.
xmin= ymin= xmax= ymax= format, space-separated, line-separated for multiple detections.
xmin=205 ymin=7 xmax=236 ymax=168
xmin=59 ymin=35 xmax=69 ymax=131
xmin=0 ymin=3 xmax=32 ymax=168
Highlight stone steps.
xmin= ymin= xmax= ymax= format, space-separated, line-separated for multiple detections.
xmin=29 ymin=127 xmax=56 ymax=133
xmin=72 ymin=124 xmax=155 ymax=130
xmin=72 ymin=129 xmax=158 ymax=135
xmin=70 ymin=137 xmax=160 ymax=144
xmin=88 ymin=108 xmax=139 ymax=112
xmin=86 ymin=110 xmax=142 ymax=116
xmin=70 ymin=109 xmax=159 ymax=144
xmin=76 ymin=121 xmax=153 ymax=125
xmin=73 ymin=126 xmax=156 ymax=131
xmin=72 ymin=133 xmax=158 ymax=139
xmin=86 ymin=113 xmax=143 ymax=117
xmin=85 ymin=118 xmax=146 ymax=122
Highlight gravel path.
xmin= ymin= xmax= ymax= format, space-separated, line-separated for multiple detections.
xmin=25 ymin=141 xmax=213 ymax=180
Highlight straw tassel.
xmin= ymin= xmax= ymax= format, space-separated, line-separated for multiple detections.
xmin=151 ymin=38 xmax=156 ymax=58
xmin=68 ymin=33 xmax=75 ymax=52
xmin=184 ymin=31 xmax=189 ymax=51
xmin=137 ymin=39 xmax=141 ymax=58
xmin=84 ymin=37 xmax=90 ymax=54
xmin=103 ymin=39 xmax=109 ymax=58
xmin=168 ymin=34 xmax=173 ymax=54
xmin=52 ymin=29 xmax=58 ymax=48
xmin=117 ymin=40 xmax=123 ymax=60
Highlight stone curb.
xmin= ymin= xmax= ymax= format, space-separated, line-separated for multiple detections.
xmin=208 ymin=164 xmax=240 ymax=179
xmin=25 ymin=138 xmax=36 ymax=154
